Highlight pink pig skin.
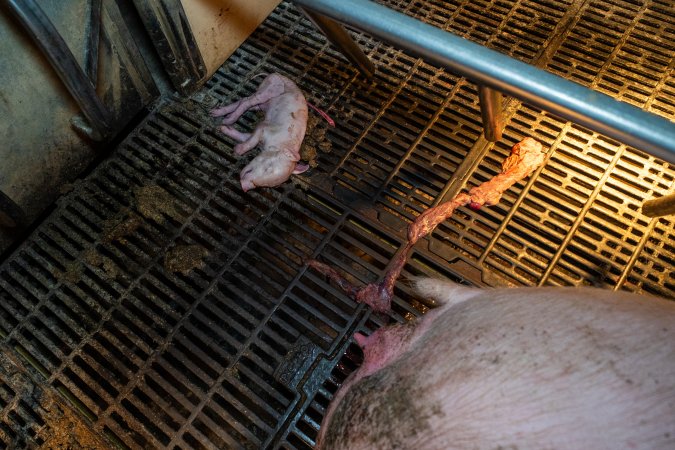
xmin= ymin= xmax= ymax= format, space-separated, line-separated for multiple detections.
xmin=211 ymin=73 xmax=309 ymax=191
xmin=316 ymin=278 xmax=675 ymax=450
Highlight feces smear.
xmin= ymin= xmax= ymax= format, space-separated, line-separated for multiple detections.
xmin=308 ymin=137 xmax=546 ymax=313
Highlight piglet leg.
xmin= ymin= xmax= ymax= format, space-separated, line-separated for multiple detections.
xmin=233 ymin=128 xmax=264 ymax=156
xmin=211 ymin=101 xmax=241 ymax=118
xmin=219 ymin=124 xmax=263 ymax=155
xmin=219 ymin=124 xmax=251 ymax=142
xmin=211 ymin=75 xmax=286 ymax=125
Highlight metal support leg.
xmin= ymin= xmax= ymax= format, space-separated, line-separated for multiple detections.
xmin=300 ymin=7 xmax=376 ymax=78
xmin=642 ymin=192 xmax=675 ymax=217
xmin=478 ymin=85 xmax=503 ymax=142
xmin=6 ymin=0 xmax=112 ymax=141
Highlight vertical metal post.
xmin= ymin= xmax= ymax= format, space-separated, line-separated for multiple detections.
xmin=300 ymin=7 xmax=376 ymax=78
xmin=478 ymin=85 xmax=503 ymax=142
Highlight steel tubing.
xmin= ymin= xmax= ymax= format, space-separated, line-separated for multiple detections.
xmin=301 ymin=7 xmax=376 ymax=78
xmin=292 ymin=0 xmax=675 ymax=164
xmin=478 ymin=85 xmax=503 ymax=142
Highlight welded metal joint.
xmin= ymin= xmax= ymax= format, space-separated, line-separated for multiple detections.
xmin=478 ymin=85 xmax=503 ymax=142
xmin=300 ymin=7 xmax=376 ymax=78
xmin=5 ymin=0 xmax=112 ymax=141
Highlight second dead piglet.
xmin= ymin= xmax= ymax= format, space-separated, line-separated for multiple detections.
xmin=211 ymin=73 xmax=310 ymax=192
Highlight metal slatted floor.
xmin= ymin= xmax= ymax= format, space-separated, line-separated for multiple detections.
xmin=0 ymin=0 xmax=673 ymax=448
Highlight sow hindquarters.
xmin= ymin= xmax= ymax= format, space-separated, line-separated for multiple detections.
xmin=319 ymin=282 xmax=675 ymax=450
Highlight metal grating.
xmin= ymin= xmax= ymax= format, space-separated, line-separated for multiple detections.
xmin=0 ymin=0 xmax=674 ymax=449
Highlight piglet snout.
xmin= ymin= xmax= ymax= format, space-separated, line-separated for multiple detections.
xmin=240 ymin=168 xmax=254 ymax=192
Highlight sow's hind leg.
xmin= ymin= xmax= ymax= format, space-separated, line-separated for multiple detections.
xmin=412 ymin=277 xmax=483 ymax=308
xmin=320 ymin=366 xmax=447 ymax=450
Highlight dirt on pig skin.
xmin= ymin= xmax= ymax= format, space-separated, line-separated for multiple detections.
xmin=317 ymin=279 xmax=675 ymax=450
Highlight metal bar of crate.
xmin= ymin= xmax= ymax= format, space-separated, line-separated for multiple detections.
xmin=300 ymin=7 xmax=376 ymax=78
xmin=292 ymin=0 xmax=675 ymax=165
xmin=5 ymin=0 xmax=112 ymax=141
xmin=478 ymin=85 xmax=503 ymax=142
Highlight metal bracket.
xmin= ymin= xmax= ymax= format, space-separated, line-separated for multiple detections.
xmin=84 ymin=0 xmax=101 ymax=84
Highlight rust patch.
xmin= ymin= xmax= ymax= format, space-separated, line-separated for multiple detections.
xmin=0 ymin=349 xmax=112 ymax=449
xmin=54 ymin=260 xmax=82 ymax=284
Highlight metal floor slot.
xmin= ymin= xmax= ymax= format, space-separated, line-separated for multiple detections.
xmin=0 ymin=0 xmax=674 ymax=448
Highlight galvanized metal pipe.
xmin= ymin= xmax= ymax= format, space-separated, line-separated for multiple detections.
xmin=292 ymin=0 xmax=675 ymax=165
xmin=301 ymin=7 xmax=376 ymax=78
xmin=478 ymin=85 xmax=503 ymax=142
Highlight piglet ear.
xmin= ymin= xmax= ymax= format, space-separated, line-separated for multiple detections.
xmin=293 ymin=162 xmax=310 ymax=174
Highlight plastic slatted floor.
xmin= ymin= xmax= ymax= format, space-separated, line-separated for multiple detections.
xmin=0 ymin=0 xmax=673 ymax=448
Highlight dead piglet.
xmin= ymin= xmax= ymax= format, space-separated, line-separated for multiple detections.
xmin=211 ymin=73 xmax=309 ymax=191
